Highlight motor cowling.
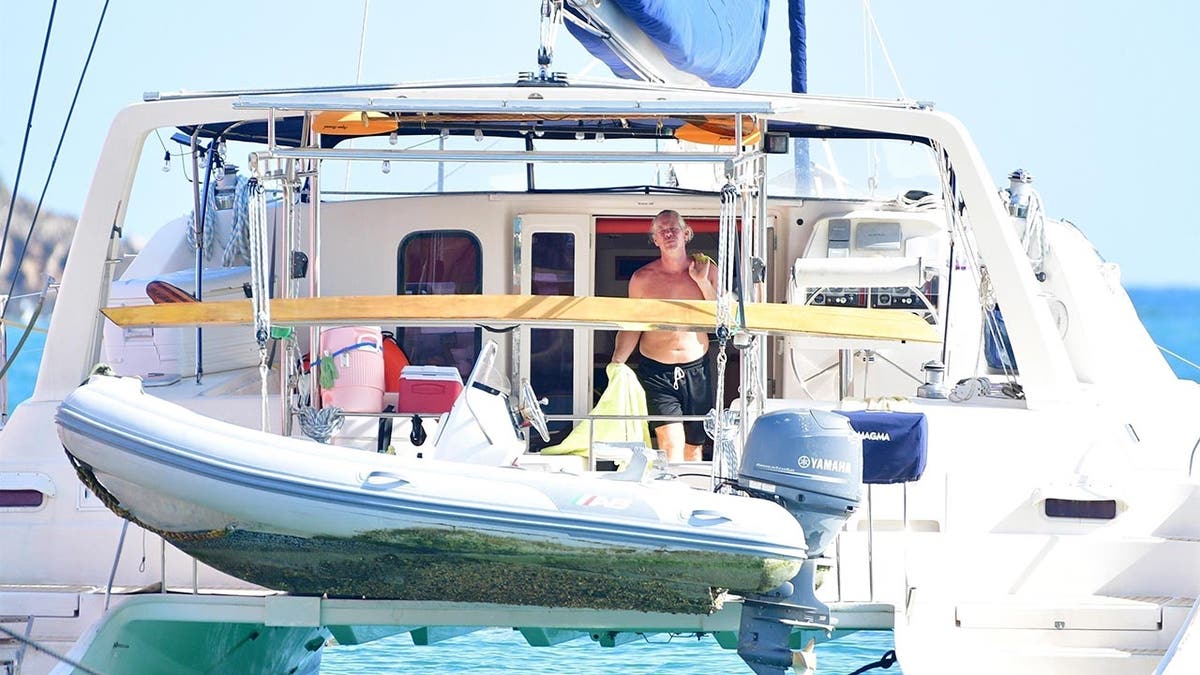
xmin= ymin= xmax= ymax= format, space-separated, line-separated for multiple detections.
xmin=734 ymin=409 xmax=864 ymax=675
xmin=737 ymin=408 xmax=863 ymax=558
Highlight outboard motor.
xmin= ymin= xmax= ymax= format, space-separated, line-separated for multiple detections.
xmin=734 ymin=409 xmax=863 ymax=674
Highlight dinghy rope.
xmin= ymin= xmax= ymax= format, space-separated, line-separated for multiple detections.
xmin=847 ymin=648 xmax=898 ymax=674
xmin=63 ymin=447 xmax=227 ymax=542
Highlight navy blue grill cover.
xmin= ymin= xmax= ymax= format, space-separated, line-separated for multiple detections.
xmin=837 ymin=411 xmax=928 ymax=484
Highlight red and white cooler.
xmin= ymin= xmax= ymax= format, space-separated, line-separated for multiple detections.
xmin=397 ymin=365 xmax=464 ymax=414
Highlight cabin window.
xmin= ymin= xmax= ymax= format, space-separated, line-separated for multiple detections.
xmin=396 ymin=231 xmax=482 ymax=382
xmin=529 ymin=232 xmax=576 ymax=450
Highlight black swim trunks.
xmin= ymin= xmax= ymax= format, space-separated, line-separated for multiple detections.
xmin=637 ymin=351 xmax=714 ymax=446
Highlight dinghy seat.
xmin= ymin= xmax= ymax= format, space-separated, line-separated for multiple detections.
xmin=426 ymin=341 xmax=526 ymax=465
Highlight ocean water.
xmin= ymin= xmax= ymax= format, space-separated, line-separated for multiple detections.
xmin=320 ymin=627 xmax=897 ymax=674
xmin=5 ymin=288 xmax=1198 ymax=673
xmin=1127 ymin=287 xmax=1200 ymax=378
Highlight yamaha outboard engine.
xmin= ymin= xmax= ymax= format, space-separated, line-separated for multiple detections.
xmin=734 ymin=409 xmax=863 ymax=674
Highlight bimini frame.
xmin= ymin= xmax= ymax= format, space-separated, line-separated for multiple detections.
xmin=242 ymin=92 xmax=773 ymax=482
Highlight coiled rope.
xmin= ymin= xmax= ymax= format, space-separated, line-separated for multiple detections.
xmin=221 ymin=175 xmax=253 ymax=266
xmin=186 ymin=180 xmax=217 ymax=259
xmin=296 ymin=406 xmax=345 ymax=444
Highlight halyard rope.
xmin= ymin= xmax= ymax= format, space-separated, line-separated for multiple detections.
xmin=712 ymin=181 xmax=739 ymax=490
xmin=247 ymin=178 xmax=272 ymax=431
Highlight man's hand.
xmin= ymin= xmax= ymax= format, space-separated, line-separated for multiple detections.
xmin=688 ymin=252 xmax=712 ymax=284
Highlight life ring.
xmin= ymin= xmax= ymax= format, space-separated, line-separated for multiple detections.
xmin=313 ymin=110 xmax=398 ymax=136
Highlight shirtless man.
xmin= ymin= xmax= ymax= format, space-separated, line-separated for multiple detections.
xmin=611 ymin=210 xmax=718 ymax=462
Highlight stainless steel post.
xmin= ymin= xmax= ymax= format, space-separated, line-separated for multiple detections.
xmin=867 ymin=484 xmax=875 ymax=601
xmin=838 ymin=348 xmax=853 ymax=399
xmin=104 ymin=520 xmax=129 ymax=610
xmin=189 ymin=135 xmax=216 ymax=384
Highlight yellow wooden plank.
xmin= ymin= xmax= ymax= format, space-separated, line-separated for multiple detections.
xmin=101 ymin=295 xmax=938 ymax=343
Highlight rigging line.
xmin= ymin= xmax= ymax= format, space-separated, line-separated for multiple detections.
xmin=0 ymin=317 xmax=47 ymax=333
xmin=0 ymin=0 xmax=59 ymax=293
xmin=1158 ymin=344 xmax=1200 ymax=374
xmin=0 ymin=282 xmax=49 ymax=394
xmin=861 ymin=1 xmax=873 ymax=100
xmin=416 ymin=138 xmax=503 ymax=192
xmin=355 ymin=0 xmax=371 ymax=84
xmin=343 ymin=0 xmax=372 ymax=194
xmin=3 ymin=0 xmax=111 ymax=319
xmin=861 ymin=0 xmax=907 ymax=99
xmin=0 ymin=625 xmax=102 ymax=675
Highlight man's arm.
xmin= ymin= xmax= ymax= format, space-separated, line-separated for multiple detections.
xmin=612 ymin=330 xmax=640 ymax=364
xmin=612 ymin=269 xmax=646 ymax=364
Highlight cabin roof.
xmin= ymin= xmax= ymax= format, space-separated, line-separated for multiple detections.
xmin=160 ymin=79 xmax=933 ymax=147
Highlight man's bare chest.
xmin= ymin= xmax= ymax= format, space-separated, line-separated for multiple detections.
xmin=645 ymin=271 xmax=703 ymax=300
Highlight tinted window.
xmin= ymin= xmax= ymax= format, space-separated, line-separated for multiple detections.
xmin=0 ymin=489 xmax=44 ymax=508
xmin=529 ymin=232 xmax=575 ymax=451
xmin=397 ymin=231 xmax=482 ymax=381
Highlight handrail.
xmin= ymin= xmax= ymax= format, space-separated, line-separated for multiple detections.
xmin=253 ymin=146 xmax=749 ymax=166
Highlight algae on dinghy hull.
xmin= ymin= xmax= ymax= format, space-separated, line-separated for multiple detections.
xmin=176 ymin=527 xmax=802 ymax=614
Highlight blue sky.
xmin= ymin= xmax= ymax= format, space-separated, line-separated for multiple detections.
xmin=2 ymin=1 xmax=1197 ymax=286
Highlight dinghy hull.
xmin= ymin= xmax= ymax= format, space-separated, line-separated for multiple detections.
xmin=57 ymin=376 xmax=808 ymax=613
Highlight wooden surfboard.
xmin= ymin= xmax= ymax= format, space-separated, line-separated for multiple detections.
xmin=102 ymin=294 xmax=939 ymax=343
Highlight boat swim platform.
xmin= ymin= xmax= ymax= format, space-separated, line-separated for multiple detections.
xmin=77 ymin=592 xmax=895 ymax=648
xmin=101 ymin=294 xmax=939 ymax=343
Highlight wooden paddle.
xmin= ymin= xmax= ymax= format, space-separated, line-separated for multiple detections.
xmin=145 ymin=280 xmax=198 ymax=305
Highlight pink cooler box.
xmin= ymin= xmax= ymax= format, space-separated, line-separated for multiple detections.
xmin=397 ymin=365 xmax=463 ymax=414
xmin=319 ymin=326 xmax=385 ymax=413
